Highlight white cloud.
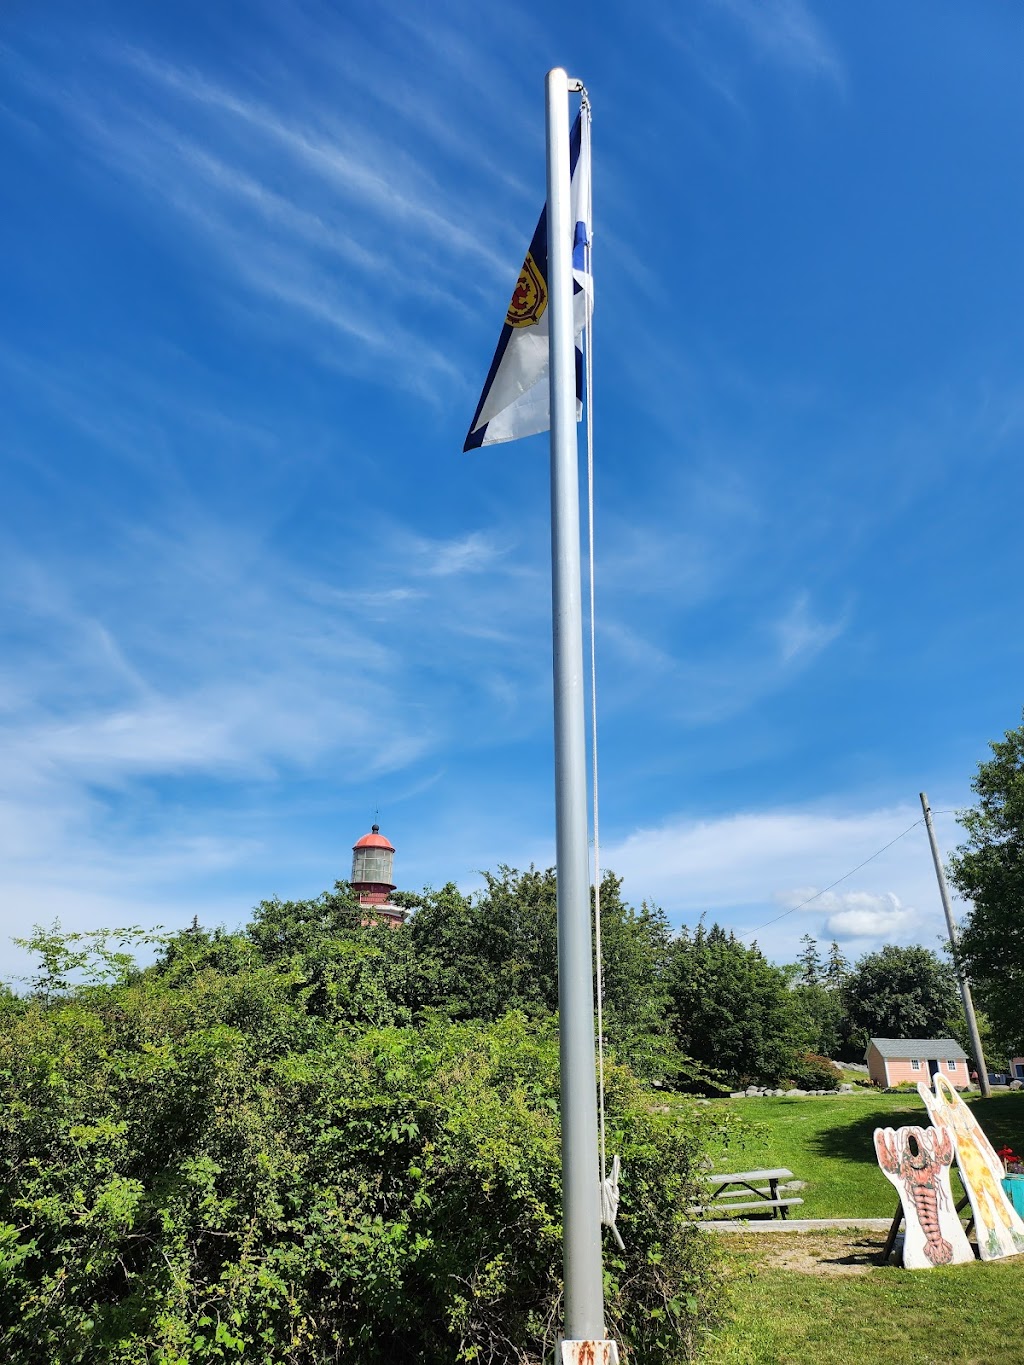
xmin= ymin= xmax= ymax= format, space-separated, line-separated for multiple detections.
xmin=822 ymin=891 xmax=923 ymax=940
xmin=599 ymin=802 xmax=965 ymax=961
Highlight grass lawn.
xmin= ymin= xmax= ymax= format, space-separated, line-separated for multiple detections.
xmin=699 ymin=1091 xmax=1024 ymax=1219
xmin=699 ymin=1230 xmax=1024 ymax=1364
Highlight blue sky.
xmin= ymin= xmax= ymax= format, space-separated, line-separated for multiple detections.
xmin=3 ymin=0 xmax=1023 ymax=978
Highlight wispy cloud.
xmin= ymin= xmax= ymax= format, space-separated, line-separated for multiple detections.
xmin=0 ymin=500 xmax=554 ymax=973
xmin=3 ymin=29 xmax=530 ymax=393
xmin=119 ymin=46 xmax=510 ymax=277
xmin=775 ymin=591 xmax=846 ymax=663
xmin=713 ymin=0 xmax=844 ymax=86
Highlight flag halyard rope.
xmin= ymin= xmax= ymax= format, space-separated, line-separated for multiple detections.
xmin=580 ymin=92 xmax=623 ymax=1251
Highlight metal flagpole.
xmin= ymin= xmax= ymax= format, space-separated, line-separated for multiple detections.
xmin=545 ymin=67 xmax=606 ymax=1345
xmin=919 ymin=792 xmax=991 ymax=1099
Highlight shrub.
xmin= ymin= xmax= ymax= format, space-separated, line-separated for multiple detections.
xmin=785 ymin=1053 xmax=842 ymax=1091
xmin=0 ymin=967 xmax=730 ymax=1363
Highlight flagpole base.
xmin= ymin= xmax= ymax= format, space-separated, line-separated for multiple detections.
xmin=560 ymin=1341 xmax=620 ymax=1364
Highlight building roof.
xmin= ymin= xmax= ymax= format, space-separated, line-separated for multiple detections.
xmin=353 ymin=823 xmax=395 ymax=852
xmin=866 ymin=1037 xmax=967 ymax=1060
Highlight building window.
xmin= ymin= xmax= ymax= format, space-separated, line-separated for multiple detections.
xmin=947 ymin=1060 xmax=957 ymax=1071
xmin=911 ymin=1059 xmax=921 ymax=1071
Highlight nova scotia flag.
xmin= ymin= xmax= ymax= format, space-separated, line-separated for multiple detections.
xmin=464 ymin=111 xmax=592 ymax=450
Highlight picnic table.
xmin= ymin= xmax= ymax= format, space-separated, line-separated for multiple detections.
xmin=690 ymin=1167 xmax=804 ymax=1220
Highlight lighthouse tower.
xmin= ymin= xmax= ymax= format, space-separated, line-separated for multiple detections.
xmin=351 ymin=824 xmax=407 ymax=928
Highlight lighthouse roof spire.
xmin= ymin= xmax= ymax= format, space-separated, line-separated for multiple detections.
xmin=352 ymin=824 xmax=395 ymax=852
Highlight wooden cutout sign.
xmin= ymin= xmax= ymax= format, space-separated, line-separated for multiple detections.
xmin=918 ymin=1073 xmax=1024 ymax=1260
xmin=874 ymin=1125 xmax=973 ymax=1268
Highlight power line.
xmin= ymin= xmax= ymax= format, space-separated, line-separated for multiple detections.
xmin=739 ymin=817 xmax=925 ymax=941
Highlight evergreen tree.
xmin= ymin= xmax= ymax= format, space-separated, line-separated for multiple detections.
xmin=825 ymin=940 xmax=849 ymax=988
xmin=797 ymin=933 xmax=823 ymax=986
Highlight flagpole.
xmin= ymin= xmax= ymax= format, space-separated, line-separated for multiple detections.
xmin=545 ymin=66 xmax=605 ymax=1344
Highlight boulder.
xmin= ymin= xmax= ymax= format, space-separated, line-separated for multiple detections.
xmin=1010 ymin=1080 xmax=1023 ymax=1092
xmin=745 ymin=1086 xmax=759 ymax=1095
xmin=730 ymin=1091 xmax=745 ymax=1099
xmin=787 ymin=1088 xmax=807 ymax=1097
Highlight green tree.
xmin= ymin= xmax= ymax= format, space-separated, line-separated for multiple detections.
xmin=246 ymin=881 xmax=364 ymax=959
xmin=825 ymin=940 xmax=850 ymax=987
xmin=593 ymin=878 xmax=680 ymax=1080
xmin=797 ymin=934 xmax=823 ymax=986
xmin=666 ymin=923 xmax=804 ymax=1087
xmin=947 ymin=712 xmax=1024 ymax=1052
xmin=408 ymin=872 xmax=556 ymax=1021
xmin=839 ymin=944 xmax=959 ymax=1057
xmin=790 ymin=980 xmax=844 ymax=1059
xmin=408 ymin=869 xmax=679 ymax=1077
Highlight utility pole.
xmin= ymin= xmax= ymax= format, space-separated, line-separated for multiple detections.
xmin=920 ymin=792 xmax=991 ymax=1099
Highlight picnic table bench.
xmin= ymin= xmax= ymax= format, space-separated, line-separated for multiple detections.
xmin=689 ymin=1167 xmax=804 ymax=1220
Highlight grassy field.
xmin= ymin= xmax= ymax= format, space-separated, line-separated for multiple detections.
xmin=699 ymin=1230 xmax=1024 ymax=1364
xmin=701 ymin=1091 xmax=1024 ymax=1219
xmin=690 ymin=1092 xmax=1024 ymax=1363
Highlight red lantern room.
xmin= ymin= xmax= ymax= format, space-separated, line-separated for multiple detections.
xmin=351 ymin=824 xmax=406 ymax=927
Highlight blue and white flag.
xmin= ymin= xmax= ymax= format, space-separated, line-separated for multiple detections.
xmin=464 ymin=111 xmax=592 ymax=450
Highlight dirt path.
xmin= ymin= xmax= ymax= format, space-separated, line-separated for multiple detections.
xmin=720 ymin=1229 xmax=888 ymax=1275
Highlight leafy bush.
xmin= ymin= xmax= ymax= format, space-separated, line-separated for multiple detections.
xmin=0 ymin=955 xmax=729 ymax=1363
xmin=785 ymin=1053 xmax=842 ymax=1091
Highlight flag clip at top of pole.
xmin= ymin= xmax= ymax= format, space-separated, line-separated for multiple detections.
xmin=463 ymin=88 xmax=591 ymax=450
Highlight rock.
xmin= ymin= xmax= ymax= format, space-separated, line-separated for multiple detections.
xmin=838 ymin=1083 xmax=854 ymax=1092
xmin=745 ymin=1086 xmax=759 ymax=1095
xmin=730 ymin=1091 xmax=745 ymax=1099
xmin=787 ymin=1088 xmax=807 ymax=1097
xmin=1010 ymin=1080 xmax=1023 ymax=1092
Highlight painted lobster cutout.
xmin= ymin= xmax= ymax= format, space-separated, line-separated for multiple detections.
xmin=918 ymin=1072 xmax=1024 ymax=1260
xmin=874 ymin=1125 xmax=973 ymax=1268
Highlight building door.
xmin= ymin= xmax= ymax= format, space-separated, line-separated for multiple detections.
xmin=928 ymin=1059 xmax=940 ymax=1079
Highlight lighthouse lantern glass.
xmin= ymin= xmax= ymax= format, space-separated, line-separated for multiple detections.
xmin=353 ymin=846 xmax=393 ymax=885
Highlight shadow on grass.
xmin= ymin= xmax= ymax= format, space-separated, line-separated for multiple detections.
xmin=965 ymin=1093 xmax=1024 ymax=1151
xmin=810 ymin=1102 xmax=927 ymax=1164
xmin=810 ymin=1093 xmax=1024 ymax=1166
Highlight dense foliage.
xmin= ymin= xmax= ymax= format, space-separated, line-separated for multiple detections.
xmin=948 ymin=712 xmax=1024 ymax=1053
xmin=837 ymin=944 xmax=959 ymax=1057
xmin=0 ymin=851 xmax=980 ymax=1362
xmin=409 ymin=869 xmax=679 ymax=1081
xmin=0 ymin=911 xmax=728 ymax=1365
xmin=665 ymin=925 xmax=802 ymax=1087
